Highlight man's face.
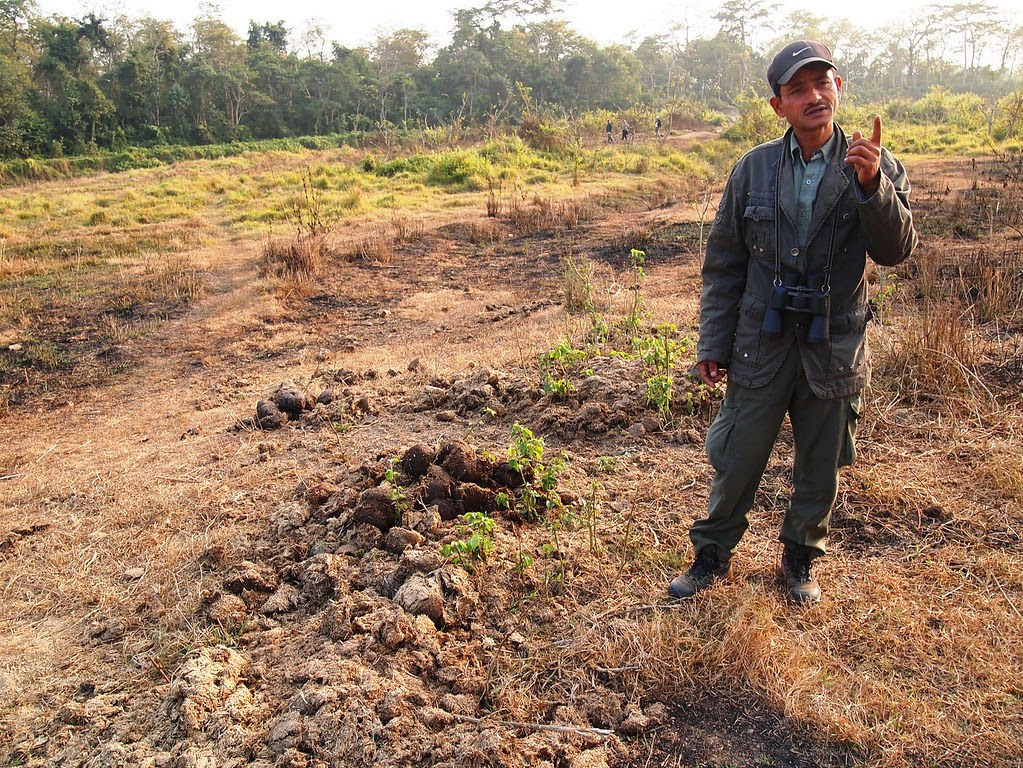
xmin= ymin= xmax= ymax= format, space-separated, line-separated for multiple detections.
xmin=769 ymin=63 xmax=841 ymax=133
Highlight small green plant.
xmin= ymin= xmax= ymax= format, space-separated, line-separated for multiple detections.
xmin=384 ymin=457 xmax=411 ymax=522
xmin=633 ymin=323 xmax=694 ymax=425
xmin=674 ymin=376 xmax=722 ymax=415
xmin=588 ymin=310 xmax=611 ymax=344
xmin=506 ymin=423 xmax=567 ymax=522
xmin=538 ymin=506 xmax=580 ymax=591
xmin=645 ymin=374 xmax=674 ymax=422
xmin=623 ymin=248 xmax=647 ymax=335
xmin=538 ymin=339 xmax=594 ymax=396
xmin=441 ymin=511 xmax=496 ymax=569
xmin=541 ymin=375 xmax=574 ymax=396
xmin=514 ymin=551 xmax=535 ymax=573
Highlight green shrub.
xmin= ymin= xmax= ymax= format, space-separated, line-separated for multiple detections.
xmin=427 ymin=151 xmax=492 ymax=189
xmin=992 ymin=91 xmax=1023 ymax=140
xmin=723 ymin=89 xmax=782 ymax=148
xmin=702 ymin=110 xmax=728 ymax=126
xmin=908 ymin=87 xmax=987 ymax=132
xmin=374 ymin=154 xmax=431 ymax=177
xmin=519 ymin=112 xmax=573 ymax=153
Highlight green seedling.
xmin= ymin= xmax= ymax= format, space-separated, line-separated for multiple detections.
xmin=538 ymin=339 xmax=595 ymax=396
xmin=507 ymin=423 xmax=567 ymax=522
xmin=623 ymin=248 xmax=647 ymax=334
xmin=441 ymin=512 xmax=496 ymax=569
xmin=384 ymin=457 xmax=411 ymax=522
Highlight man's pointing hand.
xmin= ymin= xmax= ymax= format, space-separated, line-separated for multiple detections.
xmin=845 ymin=115 xmax=882 ymax=197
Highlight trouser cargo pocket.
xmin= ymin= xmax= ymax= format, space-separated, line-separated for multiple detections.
xmin=838 ymin=395 xmax=861 ymax=468
xmin=706 ymin=402 xmax=739 ymax=472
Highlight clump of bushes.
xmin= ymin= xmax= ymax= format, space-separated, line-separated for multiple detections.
xmin=427 ymin=151 xmax=492 ymax=189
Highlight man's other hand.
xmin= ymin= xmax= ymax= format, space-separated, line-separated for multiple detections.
xmin=696 ymin=360 xmax=727 ymax=387
xmin=845 ymin=115 xmax=882 ymax=197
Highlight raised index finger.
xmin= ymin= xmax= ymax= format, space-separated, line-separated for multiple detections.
xmin=871 ymin=115 xmax=882 ymax=145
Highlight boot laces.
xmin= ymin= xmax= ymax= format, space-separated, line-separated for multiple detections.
xmin=689 ymin=547 xmax=721 ymax=581
xmin=785 ymin=547 xmax=812 ymax=582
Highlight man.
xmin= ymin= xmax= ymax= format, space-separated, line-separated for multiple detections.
xmin=668 ymin=41 xmax=917 ymax=603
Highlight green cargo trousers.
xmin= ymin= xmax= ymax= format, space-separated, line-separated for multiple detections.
xmin=689 ymin=342 xmax=860 ymax=560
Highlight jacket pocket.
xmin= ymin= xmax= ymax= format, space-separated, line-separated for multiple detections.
xmin=706 ymin=402 xmax=740 ymax=471
xmin=829 ymin=326 xmax=867 ymax=378
xmin=838 ymin=395 xmax=861 ymax=467
xmin=731 ymin=292 xmax=765 ymax=374
xmin=743 ymin=204 xmax=774 ymax=265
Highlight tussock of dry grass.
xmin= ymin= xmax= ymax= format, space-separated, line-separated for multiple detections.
xmin=505 ymin=195 xmax=597 ymax=235
xmin=390 ymin=214 xmax=425 ymax=244
xmin=347 ymin=230 xmax=395 ymax=263
xmin=259 ymin=233 xmax=323 ymax=279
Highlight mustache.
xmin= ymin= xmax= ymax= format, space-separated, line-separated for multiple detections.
xmin=805 ymin=101 xmax=832 ymax=113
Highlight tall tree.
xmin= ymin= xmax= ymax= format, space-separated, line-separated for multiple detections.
xmin=713 ymin=0 xmax=778 ymax=49
xmin=371 ymin=28 xmax=430 ymax=125
xmin=0 ymin=0 xmax=35 ymax=54
xmin=33 ymin=15 xmax=117 ymax=151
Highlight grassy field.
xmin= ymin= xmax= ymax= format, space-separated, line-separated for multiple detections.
xmin=0 ymin=129 xmax=1021 ymax=768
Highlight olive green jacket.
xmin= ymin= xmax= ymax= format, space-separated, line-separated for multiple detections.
xmin=698 ymin=124 xmax=918 ymax=399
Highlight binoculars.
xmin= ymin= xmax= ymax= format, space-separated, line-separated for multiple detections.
xmin=762 ymin=274 xmax=831 ymax=343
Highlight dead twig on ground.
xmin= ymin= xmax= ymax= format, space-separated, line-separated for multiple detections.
xmin=449 ymin=712 xmax=613 ymax=738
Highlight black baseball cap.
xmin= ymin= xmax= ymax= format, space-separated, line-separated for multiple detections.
xmin=767 ymin=41 xmax=836 ymax=95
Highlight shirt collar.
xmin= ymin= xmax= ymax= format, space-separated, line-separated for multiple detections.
xmin=789 ymin=130 xmax=837 ymax=165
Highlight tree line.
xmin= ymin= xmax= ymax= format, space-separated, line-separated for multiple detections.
xmin=0 ymin=0 xmax=1020 ymax=158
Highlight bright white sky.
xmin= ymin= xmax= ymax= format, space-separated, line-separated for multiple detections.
xmin=38 ymin=0 xmax=941 ymax=52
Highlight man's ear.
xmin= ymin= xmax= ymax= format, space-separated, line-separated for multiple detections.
xmin=834 ymin=74 xmax=842 ymax=94
xmin=769 ymin=95 xmax=784 ymax=117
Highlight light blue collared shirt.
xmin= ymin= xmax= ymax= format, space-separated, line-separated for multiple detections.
xmin=790 ymin=131 xmax=837 ymax=249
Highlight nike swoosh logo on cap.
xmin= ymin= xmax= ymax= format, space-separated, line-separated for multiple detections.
xmin=792 ymin=46 xmax=812 ymax=56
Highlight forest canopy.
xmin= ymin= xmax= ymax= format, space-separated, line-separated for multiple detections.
xmin=0 ymin=0 xmax=1021 ymax=157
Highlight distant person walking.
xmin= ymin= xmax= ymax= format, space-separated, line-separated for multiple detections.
xmin=606 ymin=120 xmax=615 ymax=143
xmin=621 ymin=120 xmax=630 ymax=143
xmin=654 ymin=115 xmax=662 ymax=137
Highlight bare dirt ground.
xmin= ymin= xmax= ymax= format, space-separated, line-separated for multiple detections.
xmin=1 ymin=152 xmax=1021 ymax=768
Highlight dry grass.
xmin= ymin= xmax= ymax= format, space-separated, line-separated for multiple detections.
xmin=463 ymin=219 xmax=503 ymax=245
xmin=259 ymin=233 xmax=324 ymax=279
xmin=560 ymin=254 xmax=598 ymax=314
xmin=391 ymin=214 xmax=425 ymax=244
xmin=486 ymin=190 xmax=502 ymax=218
xmin=1 ymin=150 xmax=1022 ymax=768
xmin=609 ymin=223 xmax=654 ymax=254
xmin=953 ymin=244 xmax=1023 ymax=324
xmin=505 ymin=194 xmax=597 ymax=235
xmin=346 ymin=229 xmax=395 ymax=263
